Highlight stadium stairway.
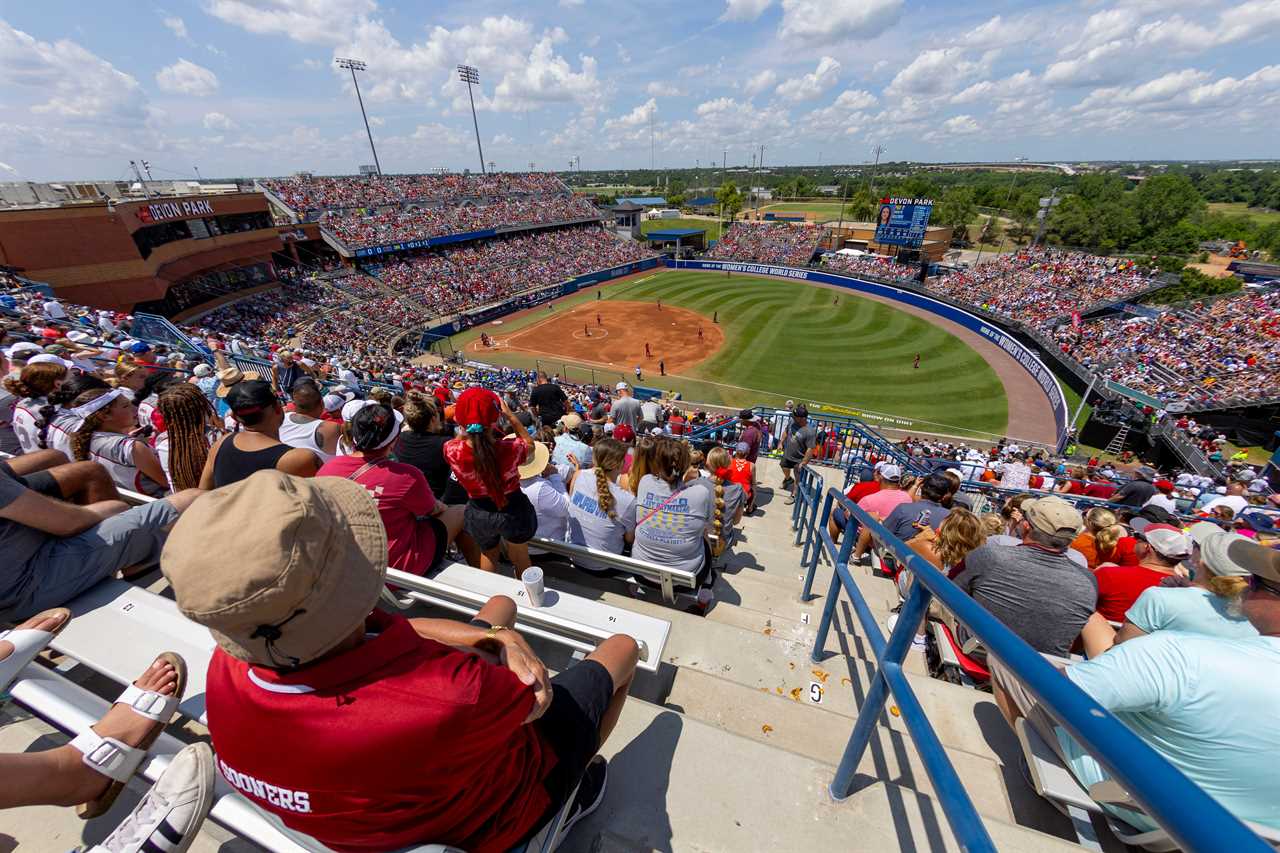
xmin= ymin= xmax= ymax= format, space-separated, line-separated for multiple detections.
xmin=0 ymin=457 xmax=1112 ymax=852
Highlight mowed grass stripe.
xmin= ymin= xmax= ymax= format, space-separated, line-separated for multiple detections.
xmin=450 ymin=270 xmax=1008 ymax=434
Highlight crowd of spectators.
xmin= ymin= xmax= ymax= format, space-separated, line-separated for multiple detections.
xmin=261 ymin=172 xmax=567 ymax=214
xmin=324 ymin=195 xmax=600 ymax=250
xmin=1051 ymin=289 xmax=1280 ymax=407
xmin=374 ymin=227 xmax=654 ymax=318
xmin=925 ymin=248 xmax=1162 ymax=330
xmin=820 ymin=252 xmax=918 ymax=281
xmin=707 ymin=222 xmax=826 ymax=266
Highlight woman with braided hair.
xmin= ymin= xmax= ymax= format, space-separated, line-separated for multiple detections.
xmin=155 ymin=383 xmax=224 ymax=492
xmin=6 ymin=361 xmax=68 ymax=454
xmin=36 ymin=373 xmax=110 ymax=460
xmin=566 ymin=437 xmax=636 ymax=571
xmin=68 ymin=387 xmax=169 ymax=497
xmin=701 ymin=446 xmax=745 ymax=556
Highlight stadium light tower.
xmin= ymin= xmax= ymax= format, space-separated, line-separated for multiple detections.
xmin=335 ymin=58 xmax=382 ymax=176
xmin=457 ymin=65 xmax=486 ymax=174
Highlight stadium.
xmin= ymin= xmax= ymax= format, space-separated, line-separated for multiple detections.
xmin=2 ymin=5 xmax=1280 ymax=853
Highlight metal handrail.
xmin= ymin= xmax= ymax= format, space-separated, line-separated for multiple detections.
xmin=529 ymin=537 xmax=698 ymax=604
xmin=791 ymin=464 xmax=1272 ymax=852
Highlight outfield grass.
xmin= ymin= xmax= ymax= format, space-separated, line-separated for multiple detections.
xmin=450 ymin=270 xmax=1010 ymax=437
xmin=639 ymin=217 xmax=723 ymax=242
xmin=1207 ymin=202 xmax=1280 ymax=225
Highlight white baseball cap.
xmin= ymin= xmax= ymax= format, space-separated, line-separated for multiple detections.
xmin=615 ymin=382 xmax=629 ymax=391
xmin=4 ymin=342 xmax=43 ymax=359
xmin=27 ymin=353 xmax=73 ymax=368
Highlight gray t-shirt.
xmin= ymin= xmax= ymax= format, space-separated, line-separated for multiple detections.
xmin=882 ymin=499 xmax=950 ymax=541
xmin=952 ymin=540 xmax=1098 ymax=657
xmin=566 ymin=472 xmax=637 ymax=571
xmin=692 ymin=476 xmax=745 ymax=545
xmin=782 ymin=424 xmax=818 ymax=465
xmin=0 ymin=467 xmax=48 ymax=603
xmin=611 ymin=396 xmax=642 ymax=430
xmin=632 ymin=474 xmax=711 ymax=575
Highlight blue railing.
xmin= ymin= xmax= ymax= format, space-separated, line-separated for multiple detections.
xmin=789 ymin=464 xmax=1273 ymax=852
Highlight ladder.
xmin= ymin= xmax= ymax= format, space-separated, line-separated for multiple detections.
xmin=1105 ymin=425 xmax=1130 ymax=456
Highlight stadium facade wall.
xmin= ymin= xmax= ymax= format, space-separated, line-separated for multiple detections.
xmin=670 ymin=259 xmax=1070 ymax=446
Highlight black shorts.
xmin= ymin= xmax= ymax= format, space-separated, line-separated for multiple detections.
xmin=464 ymin=491 xmax=538 ymax=551
xmin=0 ymin=460 xmax=62 ymax=499
xmin=529 ymin=660 xmax=614 ymax=832
xmin=780 ymin=460 xmax=798 ymax=472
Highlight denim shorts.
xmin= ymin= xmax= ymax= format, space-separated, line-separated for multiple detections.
xmin=0 ymin=499 xmax=179 ymax=622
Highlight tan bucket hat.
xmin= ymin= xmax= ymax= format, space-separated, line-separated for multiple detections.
xmin=161 ymin=470 xmax=388 ymax=668
xmin=215 ymin=366 xmax=261 ymax=397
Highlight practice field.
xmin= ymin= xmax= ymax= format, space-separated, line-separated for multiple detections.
xmin=1207 ymin=202 xmax=1280 ymax=226
xmin=639 ymin=217 xmax=723 ymax=242
xmin=450 ymin=270 xmax=1010 ymax=437
xmin=759 ymin=202 xmax=850 ymax=219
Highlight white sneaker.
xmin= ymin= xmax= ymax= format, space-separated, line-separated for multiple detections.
xmin=884 ymin=614 xmax=926 ymax=647
xmin=89 ymin=742 xmax=215 ymax=853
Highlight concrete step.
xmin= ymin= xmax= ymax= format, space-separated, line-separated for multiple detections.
xmin=661 ymin=667 xmax=1075 ymax=836
xmin=565 ymin=696 xmax=1085 ymax=853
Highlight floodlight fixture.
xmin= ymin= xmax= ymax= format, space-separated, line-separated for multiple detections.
xmin=335 ymin=57 xmax=381 ymax=175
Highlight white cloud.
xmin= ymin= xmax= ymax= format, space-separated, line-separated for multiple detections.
xmin=720 ymin=0 xmax=773 ymax=22
xmin=885 ymin=47 xmax=989 ymax=98
xmin=779 ymin=0 xmax=902 ymax=44
xmin=603 ymin=98 xmax=657 ymax=132
xmin=163 ymin=16 xmax=190 ymax=41
xmin=646 ymin=80 xmax=686 ymax=96
xmin=951 ymin=70 xmax=1037 ymax=105
xmin=202 ymin=111 xmax=235 ymax=130
xmin=774 ymin=56 xmax=841 ymax=101
xmin=488 ymin=37 xmax=604 ymax=112
xmin=0 ymin=21 xmax=146 ymax=121
xmin=743 ymin=69 xmax=777 ymax=97
xmin=492 ymin=133 xmax=516 ymax=144
xmin=832 ymin=88 xmax=878 ymax=110
xmin=940 ymin=114 xmax=980 ymax=135
xmin=407 ymin=123 xmax=469 ymax=146
xmin=955 ymin=15 xmax=1038 ymax=49
xmin=204 ymin=0 xmax=377 ymax=45
xmin=155 ymin=59 xmax=220 ymax=96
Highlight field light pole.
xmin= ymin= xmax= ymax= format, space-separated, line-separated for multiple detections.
xmin=457 ymin=65 xmax=486 ymax=174
xmin=336 ymin=58 xmax=381 ymax=176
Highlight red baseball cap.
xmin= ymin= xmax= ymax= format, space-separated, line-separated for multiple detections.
xmin=614 ymin=424 xmax=635 ymax=442
xmin=453 ymin=387 xmax=501 ymax=431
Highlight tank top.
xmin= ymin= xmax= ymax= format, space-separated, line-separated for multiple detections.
xmin=278 ymin=413 xmax=335 ymax=463
xmin=88 ymin=432 xmax=168 ymax=497
xmin=212 ymin=434 xmax=293 ymax=488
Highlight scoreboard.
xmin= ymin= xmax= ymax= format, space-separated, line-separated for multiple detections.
xmin=873 ymin=197 xmax=933 ymax=247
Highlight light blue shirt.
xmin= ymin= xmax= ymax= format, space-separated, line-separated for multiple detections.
xmin=552 ymin=433 xmax=592 ymax=469
xmin=1125 ymin=586 xmax=1258 ymax=641
xmin=1057 ymin=632 xmax=1280 ymax=832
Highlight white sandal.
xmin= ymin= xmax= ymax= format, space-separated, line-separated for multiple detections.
xmin=73 ymin=652 xmax=188 ymax=819
xmin=0 ymin=608 xmax=71 ymax=693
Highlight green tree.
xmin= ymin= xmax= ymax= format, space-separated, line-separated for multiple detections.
xmin=716 ymin=181 xmax=743 ymax=220
xmin=1132 ymin=174 xmax=1205 ymax=238
xmin=934 ymin=186 xmax=977 ymax=231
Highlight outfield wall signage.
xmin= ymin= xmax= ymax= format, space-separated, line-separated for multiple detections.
xmin=873 ymin=197 xmax=933 ymax=247
xmin=670 ymin=258 xmax=1069 ymax=446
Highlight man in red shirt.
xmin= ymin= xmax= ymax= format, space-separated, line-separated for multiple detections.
xmin=828 ymin=462 xmax=886 ymax=543
xmin=1092 ymin=520 xmax=1190 ymax=622
xmin=162 ymin=470 xmax=639 ymax=853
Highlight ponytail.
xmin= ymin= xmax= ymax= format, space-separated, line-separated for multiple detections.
xmin=707 ymin=446 xmax=732 ymax=555
xmin=470 ymin=427 xmax=508 ymax=508
xmin=595 ymin=466 xmax=617 ymax=520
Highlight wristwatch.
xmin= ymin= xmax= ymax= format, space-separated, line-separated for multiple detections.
xmin=484 ymin=625 xmax=508 ymax=642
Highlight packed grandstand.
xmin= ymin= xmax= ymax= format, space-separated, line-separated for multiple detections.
xmin=2 ymin=169 xmax=1279 ymax=853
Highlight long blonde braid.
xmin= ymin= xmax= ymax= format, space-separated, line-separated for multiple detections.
xmin=591 ymin=438 xmax=626 ymax=520
xmin=706 ymin=446 xmax=731 ymax=551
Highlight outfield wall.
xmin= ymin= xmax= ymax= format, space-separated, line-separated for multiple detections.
xmin=669 ymin=259 xmax=1070 ymax=446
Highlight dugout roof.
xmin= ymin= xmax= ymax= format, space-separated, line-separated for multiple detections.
xmin=644 ymin=228 xmax=706 ymax=239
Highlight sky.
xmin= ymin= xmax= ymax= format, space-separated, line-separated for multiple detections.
xmin=1 ymin=0 xmax=1279 ymax=181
